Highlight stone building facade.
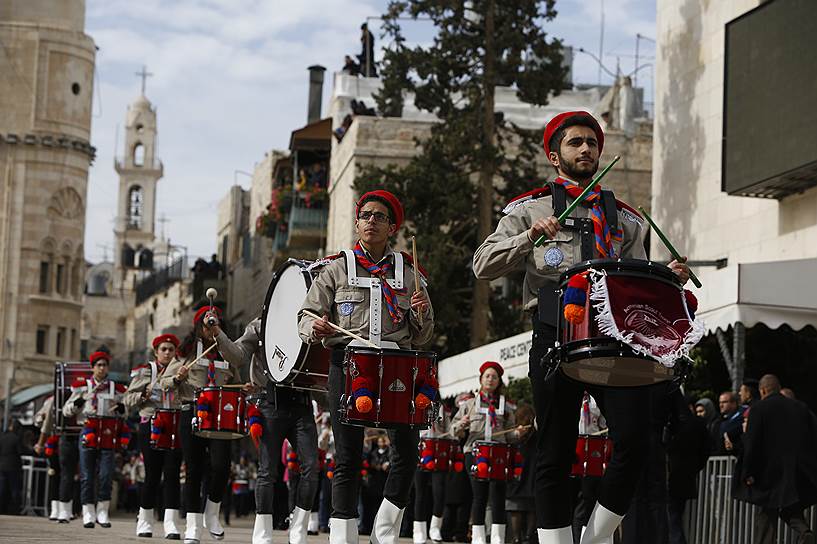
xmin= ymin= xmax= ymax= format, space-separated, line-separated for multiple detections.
xmin=0 ymin=0 xmax=96 ymax=395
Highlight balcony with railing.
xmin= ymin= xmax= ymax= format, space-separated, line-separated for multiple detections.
xmin=135 ymin=256 xmax=187 ymax=305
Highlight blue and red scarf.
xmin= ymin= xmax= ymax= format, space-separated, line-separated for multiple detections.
xmin=554 ymin=177 xmax=623 ymax=258
xmin=480 ymin=392 xmax=499 ymax=429
xmin=353 ymin=241 xmax=406 ymax=324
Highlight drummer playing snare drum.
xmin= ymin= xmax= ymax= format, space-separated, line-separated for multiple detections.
xmin=297 ymin=189 xmax=434 ymax=544
xmin=473 ymin=111 xmax=690 ymax=544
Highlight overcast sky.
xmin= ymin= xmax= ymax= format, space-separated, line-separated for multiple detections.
xmin=84 ymin=0 xmax=656 ymax=264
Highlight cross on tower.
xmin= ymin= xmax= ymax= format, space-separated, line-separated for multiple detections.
xmin=135 ymin=65 xmax=153 ymax=95
xmin=158 ymin=213 xmax=170 ymax=240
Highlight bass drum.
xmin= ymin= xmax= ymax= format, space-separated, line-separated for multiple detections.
xmin=54 ymin=361 xmax=93 ymax=435
xmin=261 ymin=259 xmax=330 ymax=392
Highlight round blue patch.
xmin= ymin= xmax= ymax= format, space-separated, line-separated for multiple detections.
xmin=339 ymin=302 xmax=355 ymax=316
xmin=544 ymin=246 xmax=564 ymax=268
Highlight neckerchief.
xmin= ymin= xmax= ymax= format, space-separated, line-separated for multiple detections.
xmin=553 ymin=177 xmax=622 ymax=258
xmin=353 ymin=241 xmax=405 ymax=324
xmin=90 ymin=377 xmax=107 ymax=411
xmin=480 ymin=392 xmax=499 ymax=429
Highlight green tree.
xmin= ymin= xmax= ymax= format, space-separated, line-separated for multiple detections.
xmin=355 ymin=0 xmax=567 ymax=357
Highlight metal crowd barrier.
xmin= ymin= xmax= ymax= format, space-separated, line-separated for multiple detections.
xmin=684 ymin=455 xmax=817 ymax=543
xmin=20 ymin=455 xmax=50 ymax=517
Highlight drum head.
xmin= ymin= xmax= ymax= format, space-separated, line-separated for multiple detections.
xmin=262 ymin=260 xmax=312 ymax=383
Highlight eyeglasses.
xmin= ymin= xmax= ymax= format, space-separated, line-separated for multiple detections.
xmin=94 ymin=362 xmax=109 ymax=368
xmin=358 ymin=211 xmax=391 ymax=224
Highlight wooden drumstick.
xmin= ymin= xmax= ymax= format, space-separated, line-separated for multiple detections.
xmin=183 ymin=341 xmax=218 ymax=370
xmin=411 ymin=236 xmax=423 ymax=327
xmin=491 ymin=424 xmax=533 ymax=438
xmin=301 ymin=310 xmax=379 ymax=349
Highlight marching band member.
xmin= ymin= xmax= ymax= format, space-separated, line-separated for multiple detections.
xmin=62 ymin=350 xmax=126 ymax=529
xmin=297 ymin=189 xmax=434 ymax=544
xmin=162 ymin=308 xmax=240 ymax=544
xmin=412 ymin=402 xmax=452 ymax=544
xmin=33 ymin=396 xmax=60 ymax=521
xmin=210 ymin=314 xmax=320 ymax=544
xmin=450 ymin=361 xmax=528 ymax=544
xmin=473 ymin=111 xmax=689 ymax=544
xmin=125 ymin=333 xmax=184 ymax=539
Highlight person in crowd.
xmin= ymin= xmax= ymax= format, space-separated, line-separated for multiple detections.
xmin=572 ymin=393 xmax=607 ymax=541
xmin=443 ymin=393 xmax=475 ymax=543
xmin=358 ymin=23 xmax=377 ymax=77
xmin=343 ymin=55 xmax=361 ymax=76
xmin=735 ymin=374 xmax=817 ymax=544
xmin=33 ymin=396 xmax=60 ymax=521
xmin=365 ymin=435 xmax=392 ymax=534
xmin=693 ymin=398 xmax=719 ymax=455
xmin=716 ymin=391 xmax=743 ymax=456
xmin=666 ymin=395 xmax=710 ymax=544
xmin=739 ymin=379 xmax=759 ymax=408
xmin=0 ymin=419 xmax=23 ymax=515
xmin=781 ymin=388 xmax=796 ymax=400
xmin=506 ymin=404 xmax=537 ymax=544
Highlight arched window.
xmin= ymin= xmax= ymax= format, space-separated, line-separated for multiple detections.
xmin=88 ymin=270 xmax=110 ymax=295
xmin=122 ymin=244 xmax=135 ymax=267
xmin=133 ymin=143 xmax=145 ymax=167
xmin=127 ymin=186 xmax=143 ymax=229
xmin=138 ymin=248 xmax=153 ymax=270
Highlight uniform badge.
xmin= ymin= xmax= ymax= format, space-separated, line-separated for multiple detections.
xmin=339 ymin=302 xmax=355 ymax=316
xmin=544 ymin=247 xmax=564 ymax=268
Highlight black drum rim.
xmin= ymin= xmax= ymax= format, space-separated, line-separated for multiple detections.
xmin=558 ymin=258 xmax=681 ymax=287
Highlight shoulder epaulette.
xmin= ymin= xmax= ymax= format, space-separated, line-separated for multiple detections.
xmin=615 ymin=199 xmax=644 ymax=225
xmin=130 ymin=364 xmax=148 ymax=377
xmin=399 ymin=251 xmax=429 ymax=279
xmin=307 ymin=253 xmax=342 ymax=272
xmin=502 ymin=186 xmax=552 ymax=215
xmin=70 ymin=378 xmax=87 ymax=389
xmin=115 ymin=383 xmax=128 ymax=393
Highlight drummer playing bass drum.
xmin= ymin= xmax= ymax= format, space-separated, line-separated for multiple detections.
xmin=473 ymin=111 xmax=689 ymax=544
xmin=207 ymin=313 xmax=320 ymax=544
xmin=297 ymin=190 xmax=434 ymax=544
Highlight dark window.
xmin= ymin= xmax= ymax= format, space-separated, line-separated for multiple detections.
xmin=56 ymin=327 xmax=66 ymax=357
xmin=70 ymin=329 xmax=77 ymax=359
xmin=127 ymin=186 xmax=144 ymax=229
xmin=39 ymin=261 xmax=50 ymax=293
xmin=133 ymin=143 xmax=145 ymax=167
xmin=71 ymin=83 xmax=80 ymax=95
xmin=122 ymin=245 xmax=135 ymax=267
xmin=56 ymin=264 xmax=65 ymax=295
xmin=36 ymin=326 xmax=49 ymax=354
xmin=138 ymin=249 xmax=153 ymax=269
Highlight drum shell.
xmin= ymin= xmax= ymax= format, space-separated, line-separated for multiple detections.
xmin=150 ymin=408 xmax=182 ymax=451
xmin=470 ymin=441 xmax=520 ymax=482
xmin=555 ymin=259 xmax=683 ymax=387
xmin=419 ymin=438 xmax=460 ymax=472
xmin=570 ymin=435 xmax=613 ymax=478
xmin=53 ymin=362 xmax=94 ymax=435
xmin=341 ymin=347 xmax=438 ymax=430
xmin=192 ymin=387 xmax=247 ymax=440
xmin=83 ymin=416 xmax=123 ymax=450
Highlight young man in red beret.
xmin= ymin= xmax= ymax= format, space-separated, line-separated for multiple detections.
xmin=298 ymin=190 xmax=434 ymax=544
xmin=474 ymin=111 xmax=690 ymax=544
xmin=124 ymin=333 xmax=183 ymax=538
xmin=63 ymin=349 xmax=127 ymax=529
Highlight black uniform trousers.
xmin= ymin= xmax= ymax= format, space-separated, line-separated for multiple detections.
xmin=413 ymin=468 xmax=446 ymax=520
xmin=255 ymin=385 xmax=318 ymax=514
xmin=466 ymin=453 xmax=507 ymax=525
xmin=58 ymin=435 xmax=78 ymax=502
xmin=138 ymin=421 xmax=182 ymax=511
xmin=47 ymin=451 xmax=61 ymax=506
xmin=328 ymin=359 xmax=419 ymax=519
xmin=529 ymin=315 xmax=651 ymax=529
xmin=179 ymin=405 xmax=231 ymax=512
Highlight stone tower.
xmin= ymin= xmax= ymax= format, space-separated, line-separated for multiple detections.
xmin=113 ymin=88 xmax=163 ymax=291
xmin=0 ymin=0 xmax=97 ymax=395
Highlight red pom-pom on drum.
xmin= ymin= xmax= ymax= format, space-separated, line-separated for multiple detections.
xmin=563 ymin=272 xmax=590 ymax=324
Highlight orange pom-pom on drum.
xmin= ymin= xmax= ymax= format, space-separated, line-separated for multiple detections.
xmin=564 ymin=304 xmax=586 ymax=325
xmin=355 ymin=396 xmax=373 ymax=413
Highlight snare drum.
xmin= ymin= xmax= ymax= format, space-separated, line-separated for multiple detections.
xmin=419 ymin=438 xmax=460 ymax=472
xmin=571 ymin=435 xmax=613 ymax=478
xmin=261 ymin=259 xmax=330 ymax=392
xmin=82 ymin=416 xmax=123 ymax=450
xmin=192 ymin=387 xmax=247 ymax=440
xmin=150 ymin=408 xmax=181 ymax=451
xmin=53 ymin=362 xmax=93 ymax=435
xmin=470 ymin=441 xmax=522 ymax=482
xmin=340 ymin=346 xmax=438 ymax=429
xmin=550 ymin=259 xmax=696 ymax=387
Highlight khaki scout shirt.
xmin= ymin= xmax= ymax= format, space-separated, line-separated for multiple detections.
xmin=62 ymin=377 xmax=125 ymax=424
xmin=215 ymin=320 xmax=268 ymax=387
xmin=35 ymin=396 xmax=54 ymax=436
xmin=160 ymin=342 xmax=241 ymax=404
xmin=473 ymin=188 xmax=647 ymax=310
xmin=297 ymin=245 xmax=434 ymax=349
xmin=124 ymin=361 xmax=176 ymax=417
xmin=450 ymin=394 xmax=518 ymax=453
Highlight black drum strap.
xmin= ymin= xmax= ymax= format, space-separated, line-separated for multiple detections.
xmin=548 ymin=182 xmax=567 ymax=217
xmin=600 ymin=189 xmax=618 ymax=233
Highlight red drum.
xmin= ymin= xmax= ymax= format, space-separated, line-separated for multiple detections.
xmin=340 ymin=346 xmax=439 ymax=429
xmin=571 ymin=435 xmax=613 ymax=478
xmin=231 ymin=480 xmax=250 ymax=494
xmin=470 ymin=441 xmax=523 ymax=482
xmin=150 ymin=409 xmax=181 ymax=451
xmin=192 ymin=387 xmax=247 ymax=440
xmin=261 ymin=259 xmax=330 ymax=392
xmin=82 ymin=416 xmax=123 ymax=450
xmin=551 ymin=259 xmax=695 ymax=387
xmin=53 ymin=362 xmax=93 ymax=435
xmin=418 ymin=438 xmax=461 ymax=472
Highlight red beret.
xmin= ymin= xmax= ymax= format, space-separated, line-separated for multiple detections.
xmin=356 ymin=190 xmax=404 ymax=230
xmin=193 ymin=305 xmax=222 ymax=326
xmin=90 ymin=351 xmax=111 ymax=364
xmin=543 ymin=111 xmax=604 ymax=156
xmin=152 ymin=333 xmax=180 ymax=350
xmin=479 ymin=361 xmax=504 ymax=377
